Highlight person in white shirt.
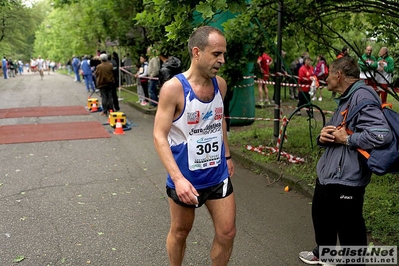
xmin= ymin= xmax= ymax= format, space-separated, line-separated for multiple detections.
xmin=36 ymin=56 xmax=45 ymax=80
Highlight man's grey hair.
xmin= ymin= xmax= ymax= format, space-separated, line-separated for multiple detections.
xmin=100 ymin=54 xmax=108 ymax=61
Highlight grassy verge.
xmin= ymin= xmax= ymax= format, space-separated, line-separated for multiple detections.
xmin=228 ymin=84 xmax=399 ymax=245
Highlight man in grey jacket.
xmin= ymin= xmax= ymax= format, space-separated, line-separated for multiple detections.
xmin=299 ymin=57 xmax=392 ymax=266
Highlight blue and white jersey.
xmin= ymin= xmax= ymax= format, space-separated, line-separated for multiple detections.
xmin=166 ymin=74 xmax=229 ymax=190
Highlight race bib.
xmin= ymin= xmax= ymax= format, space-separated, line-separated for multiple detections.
xmin=187 ymin=133 xmax=222 ymax=171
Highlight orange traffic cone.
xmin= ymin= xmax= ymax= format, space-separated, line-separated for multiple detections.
xmin=107 ymin=110 xmax=113 ymax=124
xmin=91 ymin=102 xmax=98 ymax=112
xmin=113 ymin=119 xmax=125 ymax=135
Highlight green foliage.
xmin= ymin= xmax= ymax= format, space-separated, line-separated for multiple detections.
xmin=0 ymin=0 xmax=44 ymax=61
xmin=33 ymin=0 xmax=145 ymax=63
xmin=364 ymin=174 xmax=399 ymax=245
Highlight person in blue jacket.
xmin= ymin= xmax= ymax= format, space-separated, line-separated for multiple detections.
xmin=299 ymin=56 xmax=392 ymax=266
xmin=81 ymin=55 xmax=96 ymax=92
xmin=2 ymin=57 xmax=8 ymax=79
xmin=71 ymin=55 xmax=81 ymax=82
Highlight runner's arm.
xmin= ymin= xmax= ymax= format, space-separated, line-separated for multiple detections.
xmin=217 ymin=76 xmax=235 ymax=177
xmin=153 ymin=78 xmax=199 ymax=204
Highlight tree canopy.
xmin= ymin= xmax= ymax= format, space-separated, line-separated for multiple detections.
xmin=2 ymin=0 xmax=398 ymax=85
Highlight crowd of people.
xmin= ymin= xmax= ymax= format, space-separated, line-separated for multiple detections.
xmin=1 ymin=46 xmax=183 ymax=116
xmin=256 ymin=45 xmax=396 ymax=108
xmin=64 ymin=48 xmax=182 ymax=115
xmin=1 ymin=56 xmax=60 ymax=80
xmin=2 ymin=57 xmax=27 ymax=79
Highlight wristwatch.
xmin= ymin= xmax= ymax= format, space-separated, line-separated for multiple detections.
xmin=345 ymin=135 xmax=350 ymax=146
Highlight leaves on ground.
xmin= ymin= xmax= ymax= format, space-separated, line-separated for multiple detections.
xmin=12 ymin=256 xmax=25 ymax=263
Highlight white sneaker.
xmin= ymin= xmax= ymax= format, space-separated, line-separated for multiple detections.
xmin=298 ymin=251 xmax=336 ymax=266
xmin=318 ymin=97 xmax=323 ymax=102
xmin=312 ymin=97 xmax=316 ymax=101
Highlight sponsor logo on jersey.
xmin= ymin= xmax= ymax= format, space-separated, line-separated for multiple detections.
xmin=214 ymin=107 xmax=223 ymax=120
xmin=189 ymin=122 xmax=222 ymax=135
xmin=202 ymin=110 xmax=213 ymax=120
xmin=187 ymin=111 xmax=200 ymax=124
xmin=196 ymin=136 xmax=218 ymax=144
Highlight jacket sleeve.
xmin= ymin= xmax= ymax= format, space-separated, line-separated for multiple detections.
xmin=139 ymin=64 xmax=148 ymax=78
xmin=298 ymin=67 xmax=305 ymax=84
xmin=384 ymin=57 xmax=395 ymax=73
xmin=358 ymin=56 xmax=367 ymax=71
xmin=349 ymin=103 xmax=393 ymax=150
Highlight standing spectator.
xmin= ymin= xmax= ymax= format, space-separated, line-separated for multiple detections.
xmin=17 ymin=59 xmax=24 ymax=75
xmin=375 ymin=47 xmax=394 ymax=103
xmin=299 ymin=56 xmax=392 ymax=266
xmin=66 ymin=58 xmax=72 ymax=75
xmin=2 ymin=57 xmax=8 ymax=79
xmin=81 ymin=55 xmax=96 ymax=92
xmin=72 ymin=55 xmax=81 ymax=82
xmin=296 ymin=55 xmax=314 ymax=115
xmin=313 ymin=55 xmax=328 ymax=101
xmin=14 ymin=59 xmax=18 ymax=76
xmin=158 ymin=53 xmax=182 ymax=88
xmin=336 ymin=46 xmax=350 ymax=59
xmin=46 ymin=58 xmax=51 ymax=75
xmin=111 ymin=52 xmax=120 ymax=87
xmin=50 ymin=60 xmax=56 ymax=72
xmin=7 ymin=57 xmax=15 ymax=78
xmin=147 ymin=46 xmax=160 ymax=108
xmin=110 ymin=52 xmax=120 ymax=111
xmin=153 ymin=25 xmax=236 ymax=266
xmin=296 ymin=52 xmax=309 ymax=75
xmin=135 ymin=55 xmax=149 ymax=106
xmin=256 ymin=52 xmax=272 ymax=106
xmin=122 ymin=53 xmax=133 ymax=86
xmin=358 ymin=46 xmax=378 ymax=88
xmin=135 ymin=62 xmax=145 ymax=104
xmin=289 ymin=57 xmax=299 ymax=100
xmin=90 ymin=55 xmax=101 ymax=89
xmin=95 ymin=53 xmax=114 ymax=116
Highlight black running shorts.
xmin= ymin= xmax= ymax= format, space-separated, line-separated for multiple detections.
xmin=166 ymin=177 xmax=233 ymax=208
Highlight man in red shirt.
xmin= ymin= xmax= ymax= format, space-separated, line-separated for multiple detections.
xmin=256 ymin=53 xmax=273 ymax=106
xmin=297 ymin=56 xmax=314 ymax=115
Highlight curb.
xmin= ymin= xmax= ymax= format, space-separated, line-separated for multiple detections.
xmin=229 ymin=149 xmax=314 ymax=199
xmin=127 ymin=102 xmax=157 ymax=115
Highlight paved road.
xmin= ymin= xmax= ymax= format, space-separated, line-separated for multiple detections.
xmin=0 ymin=71 xmax=315 ymax=265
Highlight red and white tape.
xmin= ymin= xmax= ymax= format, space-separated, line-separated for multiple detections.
xmin=245 ymin=116 xmax=305 ymax=164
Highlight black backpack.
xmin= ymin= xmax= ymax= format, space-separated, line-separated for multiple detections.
xmin=342 ymin=88 xmax=399 ymax=175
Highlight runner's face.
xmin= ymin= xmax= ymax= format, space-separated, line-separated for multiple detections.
xmin=197 ymin=32 xmax=226 ymax=78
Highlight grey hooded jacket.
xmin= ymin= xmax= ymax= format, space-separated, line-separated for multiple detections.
xmin=316 ymin=80 xmax=393 ymax=187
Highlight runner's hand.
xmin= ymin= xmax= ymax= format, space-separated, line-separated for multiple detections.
xmin=175 ymin=178 xmax=199 ymax=205
xmin=227 ymin=160 xmax=235 ymax=177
